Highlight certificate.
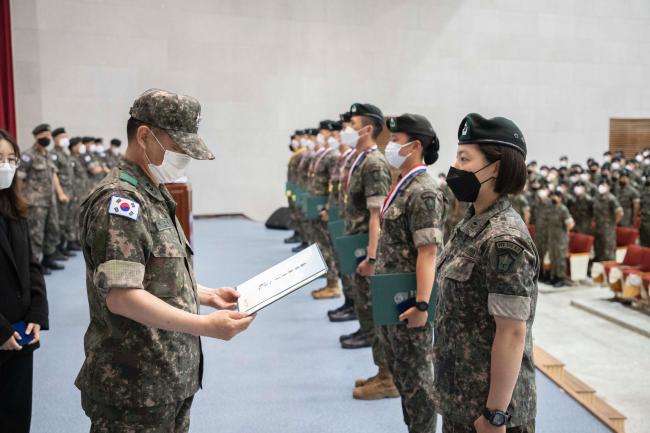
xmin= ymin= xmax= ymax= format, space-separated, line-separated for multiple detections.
xmin=236 ymin=244 xmax=328 ymax=314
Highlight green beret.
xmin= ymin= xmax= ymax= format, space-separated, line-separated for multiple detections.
xmin=339 ymin=112 xmax=352 ymax=123
xmin=458 ymin=113 xmax=526 ymax=157
xmin=52 ymin=127 xmax=66 ymax=137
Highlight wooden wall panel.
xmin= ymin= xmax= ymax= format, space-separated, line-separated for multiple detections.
xmin=609 ymin=118 xmax=650 ymax=158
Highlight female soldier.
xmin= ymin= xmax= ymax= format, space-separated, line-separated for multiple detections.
xmin=435 ymin=113 xmax=538 ymax=433
xmin=373 ymin=114 xmax=444 ymax=433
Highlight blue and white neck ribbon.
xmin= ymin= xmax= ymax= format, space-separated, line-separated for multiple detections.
xmin=345 ymin=145 xmax=377 ymax=192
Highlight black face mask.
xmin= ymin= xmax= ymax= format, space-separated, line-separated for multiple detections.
xmin=446 ymin=161 xmax=496 ymax=203
xmin=37 ymin=137 xmax=51 ymax=147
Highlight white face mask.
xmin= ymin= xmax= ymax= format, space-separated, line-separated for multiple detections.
xmin=385 ymin=141 xmax=415 ymax=169
xmin=304 ymin=139 xmax=315 ymax=151
xmin=96 ymin=145 xmax=105 ymax=153
xmin=598 ymin=185 xmax=608 ymax=194
xmin=327 ymin=136 xmax=339 ymax=147
xmin=580 ymin=173 xmax=589 ymax=181
xmin=340 ymin=126 xmax=359 ymax=148
xmin=611 ymin=162 xmax=620 ymax=170
xmin=540 ymin=169 xmax=548 ymax=177
xmin=574 ymin=186 xmax=585 ymax=195
xmin=316 ymin=133 xmax=325 ymax=145
xmin=79 ymin=145 xmax=86 ymax=155
xmin=636 ymin=155 xmax=643 ymax=162
xmin=146 ymin=130 xmax=191 ymax=184
xmin=0 ymin=163 xmax=16 ymax=190
xmin=87 ymin=144 xmax=96 ymax=153
xmin=291 ymin=139 xmax=299 ymax=148
xmin=59 ymin=137 xmax=70 ymax=147
xmin=537 ymin=190 xmax=549 ymax=199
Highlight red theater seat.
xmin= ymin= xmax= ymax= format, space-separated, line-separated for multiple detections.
xmin=603 ymin=244 xmax=645 ymax=278
xmin=569 ymin=233 xmax=594 ymax=254
xmin=616 ymin=227 xmax=639 ymax=247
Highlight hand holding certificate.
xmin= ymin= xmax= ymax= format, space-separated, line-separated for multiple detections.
xmin=236 ymin=244 xmax=328 ymax=314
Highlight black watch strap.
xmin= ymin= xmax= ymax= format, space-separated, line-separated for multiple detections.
xmin=415 ymin=301 xmax=429 ymax=311
xmin=483 ymin=408 xmax=511 ymax=427
xmin=367 ymin=257 xmax=376 ymax=264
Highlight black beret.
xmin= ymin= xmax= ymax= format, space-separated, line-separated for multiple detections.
xmin=319 ymin=120 xmax=335 ymax=131
xmin=52 ymin=127 xmax=66 ymax=137
xmin=339 ymin=112 xmax=352 ymax=123
xmin=110 ymin=138 xmax=121 ymax=146
xmin=329 ymin=121 xmax=342 ymax=131
xmin=620 ymin=169 xmax=631 ymax=177
xmin=386 ymin=114 xmax=436 ymax=138
xmin=458 ymin=113 xmax=526 ymax=157
xmin=82 ymin=136 xmax=93 ymax=143
xmin=69 ymin=137 xmax=81 ymax=148
xmin=32 ymin=123 xmax=51 ymax=135
xmin=349 ymin=103 xmax=383 ymax=124
xmin=306 ymin=128 xmax=319 ymax=136
xmin=294 ymin=129 xmax=305 ymax=136
xmin=95 ymin=137 xmax=103 ymax=143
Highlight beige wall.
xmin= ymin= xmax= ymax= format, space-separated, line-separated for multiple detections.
xmin=11 ymin=0 xmax=650 ymax=220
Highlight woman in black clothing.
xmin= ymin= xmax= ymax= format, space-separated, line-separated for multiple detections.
xmin=0 ymin=129 xmax=49 ymax=433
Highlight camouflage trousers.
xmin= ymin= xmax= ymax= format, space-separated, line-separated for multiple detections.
xmin=593 ymin=226 xmax=616 ymax=262
xmin=442 ymin=418 xmax=535 ymax=433
xmin=287 ymin=197 xmax=299 ymax=232
xmin=312 ymin=220 xmax=339 ymax=282
xmin=341 ymin=272 xmax=355 ymax=299
xmin=352 ymin=273 xmax=386 ymax=368
xmin=533 ymin=230 xmax=548 ymax=273
xmin=640 ymin=222 xmax=650 ymax=247
xmin=548 ymin=232 xmax=568 ymax=280
xmin=81 ymin=393 xmax=194 ymax=433
xmin=573 ymin=218 xmax=592 ymax=235
xmin=57 ymin=196 xmax=75 ymax=243
xmin=69 ymin=195 xmax=82 ymax=242
xmin=27 ymin=205 xmax=60 ymax=261
xmin=379 ymin=323 xmax=436 ymax=433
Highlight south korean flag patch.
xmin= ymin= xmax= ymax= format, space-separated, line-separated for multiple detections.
xmin=108 ymin=195 xmax=140 ymax=221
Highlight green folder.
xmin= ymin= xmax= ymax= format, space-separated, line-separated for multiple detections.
xmin=370 ymin=272 xmax=437 ymax=326
xmin=328 ymin=219 xmax=345 ymax=240
xmin=303 ymin=195 xmax=328 ymax=220
xmin=328 ymin=205 xmax=340 ymax=222
xmin=333 ymin=233 xmax=369 ymax=275
xmin=294 ymin=186 xmax=306 ymax=207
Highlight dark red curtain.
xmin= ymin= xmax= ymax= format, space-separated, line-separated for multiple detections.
xmin=0 ymin=0 xmax=16 ymax=138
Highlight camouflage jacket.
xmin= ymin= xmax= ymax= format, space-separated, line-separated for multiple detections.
xmin=617 ymin=184 xmax=640 ymax=227
xmin=593 ymin=192 xmax=622 ymax=230
xmin=296 ymin=151 xmax=315 ymax=189
xmin=546 ymin=202 xmax=573 ymax=236
xmin=308 ymin=147 xmax=338 ymax=197
xmin=434 ymin=195 xmax=538 ymax=425
xmin=75 ymin=158 xmax=201 ymax=408
xmin=344 ymin=148 xmax=391 ymax=235
xmin=72 ymin=154 xmax=91 ymax=199
xmin=51 ymin=145 xmax=75 ymax=192
xmin=328 ymin=148 xmax=354 ymax=209
xmin=17 ymin=144 xmax=56 ymax=207
xmin=287 ymin=149 xmax=305 ymax=184
xmin=376 ymin=171 xmax=445 ymax=274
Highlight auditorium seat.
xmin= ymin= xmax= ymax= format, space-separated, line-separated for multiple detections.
xmin=619 ymin=247 xmax=650 ymax=299
xmin=567 ymin=233 xmax=594 ymax=281
xmin=606 ymin=245 xmax=648 ymax=293
xmin=592 ymin=244 xmax=644 ymax=285
xmin=527 ymin=224 xmax=536 ymax=240
xmin=615 ymin=227 xmax=639 ymax=262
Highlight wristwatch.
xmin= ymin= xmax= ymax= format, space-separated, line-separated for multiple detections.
xmin=415 ymin=301 xmax=429 ymax=312
xmin=367 ymin=257 xmax=376 ymax=264
xmin=483 ymin=408 xmax=511 ymax=427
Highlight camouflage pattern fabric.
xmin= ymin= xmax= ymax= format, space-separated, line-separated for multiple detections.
xmin=593 ymin=192 xmax=622 ymax=261
xmin=442 ymin=418 xmax=535 ymax=433
xmin=435 ymin=196 xmax=538 ymax=426
xmin=617 ymin=184 xmax=640 ymax=227
xmin=640 ymin=186 xmax=650 ymax=247
xmin=545 ymin=203 xmax=573 ymax=280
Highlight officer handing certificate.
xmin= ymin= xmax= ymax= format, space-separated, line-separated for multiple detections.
xmin=237 ymin=244 xmax=327 ymax=314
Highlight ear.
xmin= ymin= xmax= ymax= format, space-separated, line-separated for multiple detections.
xmin=135 ymin=125 xmax=150 ymax=149
xmin=492 ymin=160 xmax=500 ymax=177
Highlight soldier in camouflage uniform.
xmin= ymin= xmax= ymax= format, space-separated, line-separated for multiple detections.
xmin=437 ymin=173 xmax=456 ymax=243
xmin=17 ymin=124 xmax=66 ymax=274
xmin=374 ymin=114 xmax=444 ymax=433
xmin=593 ymin=181 xmax=623 ymax=262
xmin=76 ymin=89 xmax=255 ymax=433
xmin=435 ymin=114 xmax=537 ymax=433
xmin=105 ymin=138 xmax=123 ymax=169
xmin=291 ymin=129 xmax=318 ymax=253
xmin=639 ymin=179 xmax=650 ymax=247
xmin=568 ymin=182 xmax=594 ymax=234
xmin=326 ymin=112 xmax=359 ymax=322
xmin=532 ymin=188 xmax=551 ymax=282
xmin=510 ymin=192 xmax=530 ymax=225
xmin=68 ymin=137 xmax=90 ymax=248
xmin=616 ymin=170 xmax=640 ymax=227
xmin=342 ymin=103 xmax=397 ymax=400
xmin=283 ymin=131 xmax=306 ymax=245
xmin=546 ymin=191 xmax=574 ymax=287
xmin=310 ymin=120 xmax=342 ymax=299
xmin=51 ymin=127 xmax=79 ymax=256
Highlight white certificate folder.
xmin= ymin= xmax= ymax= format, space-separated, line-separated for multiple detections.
xmin=236 ymin=244 xmax=328 ymax=314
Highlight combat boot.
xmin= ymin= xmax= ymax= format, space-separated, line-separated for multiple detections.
xmin=339 ymin=328 xmax=363 ymax=343
xmin=283 ymin=232 xmax=301 ymax=244
xmin=291 ymin=242 xmax=308 ymax=253
xmin=352 ymin=369 xmax=399 ymax=400
xmin=354 ymin=366 xmax=386 ymax=388
xmin=43 ymin=255 xmax=65 ymax=271
xmin=59 ymin=242 xmax=76 ymax=257
xmin=49 ymin=250 xmax=68 ymax=262
xmin=312 ymin=278 xmax=341 ymax=299
xmin=329 ymin=305 xmax=357 ymax=322
xmin=67 ymin=241 xmax=82 ymax=251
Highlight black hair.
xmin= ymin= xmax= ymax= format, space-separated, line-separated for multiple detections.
xmin=359 ymin=116 xmax=383 ymax=140
xmin=480 ymin=145 xmax=527 ymax=195
xmin=0 ymin=129 xmax=29 ymax=220
xmin=407 ymin=132 xmax=439 ymax=165
xmin=126 ymin=117 xmax=151 ymax=141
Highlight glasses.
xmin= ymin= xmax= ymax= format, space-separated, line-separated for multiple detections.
xmin=0 ymin=156 xmax=20 ymax=168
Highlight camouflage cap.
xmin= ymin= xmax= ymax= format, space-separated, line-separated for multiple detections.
xmin=129 ymin=88 xmax=214 ymax=160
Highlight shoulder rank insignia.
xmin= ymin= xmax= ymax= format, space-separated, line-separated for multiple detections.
xmin=108 ymin=195 xmax=140 ymax=221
